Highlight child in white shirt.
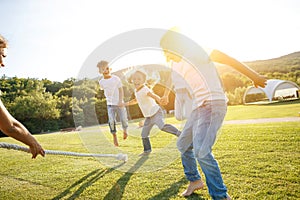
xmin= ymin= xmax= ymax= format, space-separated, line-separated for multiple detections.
xmin=122 ymin=68 xmax=180 ymax=156
xmin=97 ymin=60 xmax=128 ymax=147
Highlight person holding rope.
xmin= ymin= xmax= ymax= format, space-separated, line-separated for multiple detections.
xmin=0 ymin=35 xmax=45 ymax=159
xmin=160 ymin=28 xmax=267 ymax=199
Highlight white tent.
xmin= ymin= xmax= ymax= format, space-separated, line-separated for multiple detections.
xmin=243 ymin=79 xmax=300 ymax=103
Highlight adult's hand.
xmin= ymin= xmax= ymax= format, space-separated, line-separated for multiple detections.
xmin=29 ymin=141 xmax=45 ymax=159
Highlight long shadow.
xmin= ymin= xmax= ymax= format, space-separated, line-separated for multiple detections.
xmin=148 ymin=177 xmax=205 ymax=200
xmin=52 ymin=162 xmax=125 ymax=200
xmin=103 ymin=156 xmax=149 ymax=200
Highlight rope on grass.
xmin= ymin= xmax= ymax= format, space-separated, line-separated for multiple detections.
xmin=0 ymin=142 xmax=128 ymax=162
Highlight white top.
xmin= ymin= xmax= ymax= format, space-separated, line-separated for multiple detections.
xmin=99 ymin=75 xmax=122 ymax=105
xmin=171 ymin=60 xmax=192 ymax=93
xmin=135 ymin=85 xmax=160 ymax=117
xmin=172 ymin=48 xmax=227 ymax=110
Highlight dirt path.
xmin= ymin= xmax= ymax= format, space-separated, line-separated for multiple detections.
xmin=224 ymin=117 xmax=300 ymax=125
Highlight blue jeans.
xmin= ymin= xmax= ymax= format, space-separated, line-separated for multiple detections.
xmin=107 ymin=105 xmax=128 ymax=134
xmin=142 ymin=108 xmax=180 ymax=152
xmin=177 ymin=100 xmax=228 ymax=200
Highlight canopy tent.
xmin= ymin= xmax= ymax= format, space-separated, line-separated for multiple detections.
xmin=243 ymin=79 xmax=300 ymax=103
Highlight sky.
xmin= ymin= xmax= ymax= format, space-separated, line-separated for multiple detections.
xmin=1 ymin=0 xmax=300 ymax=82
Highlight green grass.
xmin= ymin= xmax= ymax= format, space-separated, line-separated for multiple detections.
xmin=0 ymin=102 xmax=299 ymax=199
xmin=225 ymin=99 xmax=300 ymax=120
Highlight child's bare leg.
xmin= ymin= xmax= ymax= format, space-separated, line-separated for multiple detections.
xmin=181 ymin=179 xmax=204 ymax=197
xmin=112 ymin=133 xmax=119 ymax=146
xmin=123 ymin=129 xmax=128 ymax=140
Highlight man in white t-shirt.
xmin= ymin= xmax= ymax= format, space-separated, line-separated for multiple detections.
xmin=160 ymin=28 xmax=267 ymax=200
xmin=97 ymin=60 xmax=128 ymax=147
xmin=121 ymin=68 xmax=180 ymax=156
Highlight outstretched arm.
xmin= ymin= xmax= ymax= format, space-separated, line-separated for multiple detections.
xmin=210 ymin=49 xmax=267 ymax=88
xmin=122 ymin=98 xmax=138 ymax=107
xmin=147 ymin=91 xmax=162 ymax=103
xmin=0 ymin=100 xmax=45 ymax=158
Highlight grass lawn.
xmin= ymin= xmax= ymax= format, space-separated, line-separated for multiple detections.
xmin=0 ymin=102 xmax=299 ymax=199
xmin=225 ymin=99 xmax=300 ymax=120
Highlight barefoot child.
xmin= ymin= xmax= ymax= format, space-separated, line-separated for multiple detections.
xmin=97 ymin=60 xmax=128 ymax=146
xmin=121 ymin=68 xmax=180 ymax=156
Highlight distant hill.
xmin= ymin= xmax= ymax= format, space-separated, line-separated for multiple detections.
xmin=217 ymin=51 xmax=300 ymax=74
xmin=95 ymin=51 xmax=300 ymax=79
xmin=245 ymin=51 xmax=300 ymax=73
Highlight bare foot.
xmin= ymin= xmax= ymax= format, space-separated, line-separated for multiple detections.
xmin=123 ymin=131 xmax=128 ymax=140
xmin=181 ymin=180 xmax=204 ymax=197
xmin=114 ymin=141 xmax=119 ymax=147
xmin=113 ymin=134 xmax=119 ymax=146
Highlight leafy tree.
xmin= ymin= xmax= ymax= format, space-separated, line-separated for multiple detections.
xmin=72 ymin=79 xmax=99 ymax=126
xmin=82 ymin=97 xmax=98 ymax=126
xmin=220 ymin=73 xmax=245 ymax=93
xmin=72 ymin=98 xmax=85 ymax=127
xmin=57 ymin=95 xmax=74 ymax=128
xmin=95 ymin=98 xmax=108 ymax=124
xmin=43 ymin=79 xmax=63 ymax=94
xmin=9 ymin=91 xmax=60 ymax=133
xmin=55 ymin=87 xmax=73 ymax=97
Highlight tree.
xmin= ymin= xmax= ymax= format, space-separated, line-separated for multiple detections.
xmin=220 ymin=73 xmax=245 ymax=93
xmin=57 ymin=95 xmax=74 ymax=128
xmin=10 ymin=91 xmax=60 ymax=133
xmin=72 ymin=79 xmax=99 ymax=126
xmin=43 ymin=79 xmax=63 ymax=94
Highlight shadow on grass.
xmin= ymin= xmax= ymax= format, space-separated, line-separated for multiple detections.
xmin=148 ymin=177 xmax=205 ymax=200
xmin=103 ymin=155 xmax=149 ymax=200
xmin=149 ymin=177 xmax=201 ymax=200
xmin=51 ymin=162 xmax=125 ymax=200
xmin=103 ymin=156 xmax=205 ymax=200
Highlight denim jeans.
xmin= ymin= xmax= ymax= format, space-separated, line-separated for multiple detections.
xmin=142 ymin=108 xmax=180 ymax=152
xmin=177 ymin=100 xmax=228 ymax=200
xmin=107 ymin=105 xmax=128 ymax=134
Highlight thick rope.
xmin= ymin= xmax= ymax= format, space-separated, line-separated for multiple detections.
xmin=0 ymin=142 xmax=128 ymax=162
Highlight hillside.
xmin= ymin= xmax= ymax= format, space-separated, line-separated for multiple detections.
xmin=245 ymin=51 xmax=300 ymax=73
xmin=216 ymin=51 xmax=300 ymax=75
